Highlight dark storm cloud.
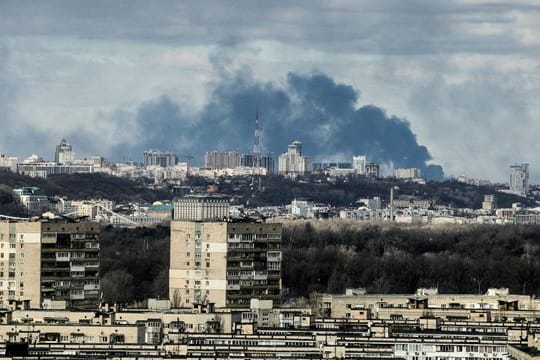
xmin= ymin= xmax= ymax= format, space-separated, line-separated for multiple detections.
xmin=113 ymin=66 xmax=443 ymax=179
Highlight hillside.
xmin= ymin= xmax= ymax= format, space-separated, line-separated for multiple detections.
xmin=189 ymin=174 xmax=535 ymax=209
xmin=0 ymin=171 xmax=170 ymax=216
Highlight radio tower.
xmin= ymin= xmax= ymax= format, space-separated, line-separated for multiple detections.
xmin=253 ymin=110 xmax=261 ymax=167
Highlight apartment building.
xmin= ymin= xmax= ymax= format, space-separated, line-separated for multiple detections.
xmin=278 ymin=141 xmax=311 ymax=175
xmin=0 ymin=219 xmax=100 ymax=309
xmin=169 ymin=220 xmax=282 ymax=308
xmin=143 ymin=149 xmax=178 ymax=168
xmin=204 ymin=151 xmax=239 ymax=170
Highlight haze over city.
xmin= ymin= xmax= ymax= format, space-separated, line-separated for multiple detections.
xmin=1 ymin=1 xmax=539 ymax=181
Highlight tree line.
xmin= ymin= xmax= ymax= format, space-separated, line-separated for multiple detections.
xmin=98 ymin=221 xmax=540 ymax=305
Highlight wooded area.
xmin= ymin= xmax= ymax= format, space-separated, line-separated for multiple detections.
xmin=98 ymin=221 xmax=540 ymax=304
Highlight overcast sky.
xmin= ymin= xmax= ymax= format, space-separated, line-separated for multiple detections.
xmin=0 ymin=0 xmax=539 ymax=181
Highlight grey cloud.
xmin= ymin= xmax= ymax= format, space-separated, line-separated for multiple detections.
xmin=408 ymin=70 xmax=535 ymax=181
xmin=1 ymin=1 xmax=539 ymax=55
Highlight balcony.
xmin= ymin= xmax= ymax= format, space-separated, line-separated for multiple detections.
xmin=55 ymin=254 xmax=70 ymax=262
xmin=83 ymin=283 xmax=99 ymax=291
xmin=70 ymin=292 xmax=85 ymax=300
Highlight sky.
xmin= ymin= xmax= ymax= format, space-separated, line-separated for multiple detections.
xmin=0 ymin=1 xmax=539 ymax=181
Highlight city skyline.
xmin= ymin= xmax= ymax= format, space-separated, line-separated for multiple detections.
xmin=0 ymin=1 xmax=539 ymax=182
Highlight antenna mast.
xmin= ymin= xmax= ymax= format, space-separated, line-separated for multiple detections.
xmin=253 ymin=110 xmax=261 ymax=168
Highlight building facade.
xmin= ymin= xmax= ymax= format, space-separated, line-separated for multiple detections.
xmin=365 ymin=163 xmax=380 ymax=178
xmin=352 ymin=155 xmax=367 ymax=175
xmin=0 ymin=219 xmax=100 ymax=309
xmin=169 ymin=220 xmax=282 ymax=308
xmin=143 ymin=149 xmax=179 ymax=168
xmin=173 ymin=194 xmax=230 ymax=221
xmin=278 ymin=141 xmax=311 ymax=175
xmin=204 ymin=151 xmax=240 ymax=170
xmin=55 ymin=138 xmax=75 ymax=164
xmin=0 ymin=154 xmax=17 ymax=172
xmin=240 ymin=154 xmax=275 ymax=174
xmin=13 ymin=187 xmax=50 ymax=214
xmin=394 ymin=168 xmax=422 ymax=179
xmin=510 ymin=163 xmax=529 ymax=195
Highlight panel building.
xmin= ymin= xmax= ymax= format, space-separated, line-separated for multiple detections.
xmin=0 ymin=219 xmax=100 ymax=309
xmin=509 ymin=163 xmax=529 ymax=195
xmin=170 ymin=196 xmax=282 ymax=309
xmin=240 ymin=154 xmax=275 ymax=174
xmin=143 ymin=149 xmax=179 ymax=168
xmin=278 ymin=141 xmax=311 ymax=176
xmin=169 ymin=221 xmax=282 ymax=309
xmin=352 ymin=155 xmax=367 ymax=175
xmin=204 ymin=151 xmax=239 ymax=170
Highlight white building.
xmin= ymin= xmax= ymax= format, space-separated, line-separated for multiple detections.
xmin=358 ymin=197 xmax=381 ymax=210
xmin=289 ymin=199 xmax=315 ymax=218
xmin=509 ymin=163 xmax=529 ymax=195
xmin=55 ymin=138 xmax=75 ymax=164
xmin=352 ymin=155 xmax=367 ymax=175
xmin=394 ymin=168 xmax=422 ymax=180
xmin=13 ymin=187 xmax=50 ymax=214
xmin=0 ymin=154 xmax=17 ymax=172
xmin=278 ymin=141 xmax=311 ymax=176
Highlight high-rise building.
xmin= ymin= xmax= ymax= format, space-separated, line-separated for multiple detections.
xmin=143 ymin=149 xmax=179 ymax=168
xmin=55 ymin=138 xmax=75 ymax=164
xmin=169 ymin=220 xmax=282 ymax=308
xmin=173 ymin=194 xmax=230 ymax=221
xmin=205 ymin=151 xmax=240 ymax=170
xmin=365 ymin=163 xmax=380 ymax=179
xmin=240 ymin=154 xmax=275 ymax=173
xmin=352 ymin=155 xmax=367 ymax=175
xmin=509 ymin=164 xmax=529 ymax=195
xmin=278 ymin=141 xmax=311 ymax=175
xmin=0 ymin=219 xmax=100 ymax=309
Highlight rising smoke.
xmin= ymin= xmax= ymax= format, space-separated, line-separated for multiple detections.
xmin=112 ymin=66 xmax=443 ymax=180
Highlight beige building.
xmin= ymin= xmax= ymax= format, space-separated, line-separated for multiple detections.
xmin=173 ymin=194 xmax=230 ymax=221
xmin=278 ymin=140 xmax=311 ymax=176
xmin=169 ymin=220 xmax=282 ymax=308
xmin=317 ymin=287 xmax=537 ymax=320
xmin=0 ymin=219 xmax=100 ymax=310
